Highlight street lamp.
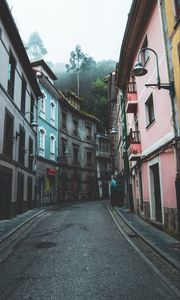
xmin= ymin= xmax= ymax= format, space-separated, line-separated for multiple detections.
xmin=131 ymin=47 xmax=174 ymax=92
xmin=16 ymin=111 xmax=38 ymax=139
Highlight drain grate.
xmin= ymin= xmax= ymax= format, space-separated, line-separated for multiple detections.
xmin=33 ymin=241 xmax=56 ymax=249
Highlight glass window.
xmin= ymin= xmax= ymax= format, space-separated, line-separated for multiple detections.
xmin=3 ymin=110 xmax=14 ymax=159
xmin=18 ymin=127 xmax=25 ymax=165
xmin=50 ymin=135 xmax=56 ymax=160
xmin=28 ymin=137 xmax=33 ymax=170
xmin=140 ymin=35 xmax=149 ymax=66
xmin=39 ymin=129 xmax=45 ymax=156
xmin=145 ymin=94 xmax=155 ymax=127
xmin=21 ymin=76 xmax=27 ymax=114
xmin=50 ymin=101 xmax=55 ymax=124
xmin=7 ymin=51 xmax=16 ymax=99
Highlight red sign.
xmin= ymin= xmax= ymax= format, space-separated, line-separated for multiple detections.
xmin=47 ymin=168 xmax=57 ymax=176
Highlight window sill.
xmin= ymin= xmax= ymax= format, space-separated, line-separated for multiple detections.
xmin=146 ymin=119 xmax=155 ymax=130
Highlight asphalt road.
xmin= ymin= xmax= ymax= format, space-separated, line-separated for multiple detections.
xmin=0 ymin=201 xmax=178 ymax=300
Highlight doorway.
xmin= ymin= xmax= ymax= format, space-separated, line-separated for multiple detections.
xmin=27 ymin=176 xmax=33 ymax=209
xmin=0 ymin=166 xmax=12 ymax=219
xmin=17 ymin=172 xmax=24 ymax=214
xmin=150 ymin=163 xmax=162 ymax=223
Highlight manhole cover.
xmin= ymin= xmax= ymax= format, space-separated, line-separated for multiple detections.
xmin=33 ymin=241 xmax=56 ymax=249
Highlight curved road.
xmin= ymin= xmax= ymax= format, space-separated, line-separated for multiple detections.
xmin=0 ymin=201 xmax=178 ymax=300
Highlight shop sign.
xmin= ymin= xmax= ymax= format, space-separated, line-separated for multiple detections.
xmin=47 ymin=168 xmax=57 ymax=176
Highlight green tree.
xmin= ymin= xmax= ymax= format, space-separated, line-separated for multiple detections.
xmin=26 ymin=31 xmax=47 ymax=61
xmin=91 ymin=79 xmax=108 ymax=131
xmin=66 ymin=45 xmax=85 ymax=96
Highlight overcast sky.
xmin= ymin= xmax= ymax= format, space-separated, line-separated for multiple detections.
xmin=7 ymin=0 xmax=132 ymax=64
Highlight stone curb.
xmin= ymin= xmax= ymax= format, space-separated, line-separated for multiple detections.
xmin=0 ymin=208 xmax=47 ymax=245
xmin=114 ymin=207 xmax=180 ymax=270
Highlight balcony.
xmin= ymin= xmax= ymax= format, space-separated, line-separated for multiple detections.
xmin=96 ymin=149 xmax=111 ymax=158
xmin=126 ymin=130 xmax=141 ymax=161
xmin=126 ymin=82 xmax=138 ymax=114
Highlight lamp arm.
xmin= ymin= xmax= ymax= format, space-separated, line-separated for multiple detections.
xmin=137 ymin=47 xmax=161 ymax=89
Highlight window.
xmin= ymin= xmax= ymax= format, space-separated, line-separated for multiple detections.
xmin=28 ymin=137 xmax=33 ymax=170
xmin=30 ymin=94 xmax=34 ymax=123
xmin=140 ymin=35 xmax=149 ymax=66
xmin=62 ymin=112 xmax=67 ymax=130
xmin=7 ymin=51 xmax=16 ymax=99
xmin=21 ymin=76 xmax=27 ymax=114
xmin=145 ymin=94 xmax=155 ymax=127
xmin=73 ymin=119 xmax=78 ymax=136
xmin=87 ymin=152 xmax=92 ymax=166
xmin=50 ymin=134 xmax=56 ymax=160
xmin=39 ymin=128 xmax=46 ymax=156
xmin=73 ymin=146 xmax=79 ymax=163
xmin=40 ymin=93 xmax=46 ymax=118
xmin=50 ymin=101 xmax=56 ymax=124
xmin=61 ymin=138 xmax=67 ymax=158
xmin=86 ymin=125 xmax=92 ymax=141
xmin=173 ymin=0 xmax=180 ymax=22
xmin=18 ymin=127 xmax=25 ymax=165
xmin=3 ymin=109 xmax=14 ymax=159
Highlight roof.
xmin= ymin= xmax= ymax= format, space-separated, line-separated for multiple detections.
xmin=0 ymin=0 xmax=41 ymax=97
xmin=116 ymin=0 xmax=156 ymax=89
xmin=31 ymin=59 xmax=57 ymax=80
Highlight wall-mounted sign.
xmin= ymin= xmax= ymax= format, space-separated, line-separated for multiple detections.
xmin=47 ymin=168 xmax=57 ymax=176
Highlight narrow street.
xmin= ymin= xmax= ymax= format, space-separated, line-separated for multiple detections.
xmin=0 ymin=201 xmax=178 ymax=300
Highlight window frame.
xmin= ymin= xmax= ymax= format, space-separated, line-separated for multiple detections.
xmin=39 ymin=127 xmax=46 ymax=157
xmin=50 ymin=134 xmax=56 ymax=160
xmin=145 ymin=93 xmax=155 ymax=128
xmin=7 ymin=50 xmax=16 ymax=99
xmin=140 ymin=35 xmax=149 ymax=67
xmin=3 ymin=109 xmax=14 ymax=159
xmin=21 ymin=75 xmax=27 ymax=114
xmin=50 ymin=100 xmax=56 ymax=125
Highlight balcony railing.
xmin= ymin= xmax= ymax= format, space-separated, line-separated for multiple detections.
xmin=126 ymin=130 xmax=141 ymax=149
xmin=126 ymin=130 xmax=141 ymax=161
xmin=126 ymin=81 xmax=136 ymax=93
xmin=126 ymin=82 xmax=138 ymax=113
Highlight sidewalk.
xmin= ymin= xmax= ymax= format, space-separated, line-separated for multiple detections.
xmin=114 ymin=205 xmax=180 ymax=270
xmin=0 ymin=207 xmax=47 ymax=244
xmin=0 ymin=202 xmax=74 ymax=245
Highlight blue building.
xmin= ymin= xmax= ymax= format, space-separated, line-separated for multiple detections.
xmin=31 ymin=60 xmax=59 ymax=205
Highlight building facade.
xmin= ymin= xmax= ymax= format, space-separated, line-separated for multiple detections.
xmin=32 ymin=60 xmax=59 ymax=206
xmin=0 ymin=0 xmax=41 ymax=219
xmin=116 ymin=0 xmax=179 ymax=238
xmin=58 ymin=91 xmax=98 ymax=201
xmin=96 ymin=133 xmax=111 ymax=199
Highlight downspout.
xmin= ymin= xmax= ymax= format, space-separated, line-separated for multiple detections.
xmin=159 ymin=0 xmax=180 ymax=239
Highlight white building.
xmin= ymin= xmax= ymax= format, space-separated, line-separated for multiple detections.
xmin=0 ymin=0 xmax=41 ymax=219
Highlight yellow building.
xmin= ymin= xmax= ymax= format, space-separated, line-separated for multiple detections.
xmin=161 ymin=0 xmax=180 ymax=130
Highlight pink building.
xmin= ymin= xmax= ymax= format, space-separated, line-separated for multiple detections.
xmin=116 ymin=0 xmax=179 ymax=238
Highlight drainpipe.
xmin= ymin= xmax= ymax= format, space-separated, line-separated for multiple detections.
xmin=121 ymin=90 xmax=133 ymax=211
xmin=160 ymin=0 xmax=180 ymax=239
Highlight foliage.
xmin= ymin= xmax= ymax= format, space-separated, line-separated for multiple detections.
xmin=66 ymin=45 xmax=85 ymax=72
xmin=26 ymin=31 xmax=47 ymax=61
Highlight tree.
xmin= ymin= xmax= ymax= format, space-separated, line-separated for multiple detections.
xmin=66 ymin=45 xmax=85 ymax=96
xmin=91 ymin=79 xmax=108 ymax=131
xmin=26 ymin=31 xmax=47 ymax=61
